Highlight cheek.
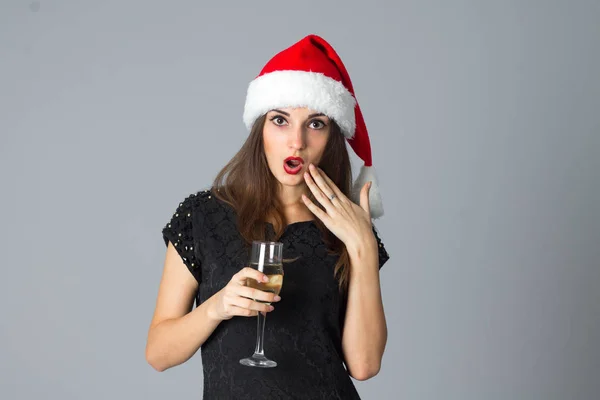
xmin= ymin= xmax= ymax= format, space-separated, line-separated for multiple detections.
xmin=263 ymin=129 xmax=285 ymax=166
xmin=263 ymin=129 xmax=271 ymax=152
xmin=263 ymin=129 xmax=276 ymax=158
xmin=310 ymin=136 xmax=330 ymax=161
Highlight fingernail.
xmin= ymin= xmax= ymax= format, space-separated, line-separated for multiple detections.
xmin=269 ymin=305 xmax=275 ymax=311
xmin=263 ymin=276 xmax=269 ymax=282
xmin=274 ymin=295 xmax=281 ymax=301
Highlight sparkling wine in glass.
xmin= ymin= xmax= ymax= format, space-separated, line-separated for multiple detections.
xmin=239 ymin=241 xmax=284 ymax=368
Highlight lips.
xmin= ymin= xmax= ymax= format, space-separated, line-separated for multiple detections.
xmin=283 ymin=156 xmax=304 ymax=175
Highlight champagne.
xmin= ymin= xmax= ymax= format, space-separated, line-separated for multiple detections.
xmin=239 ymin=241 xmax=283 ymax=368
xmin=246 ymin=262 xmax=283 ymax=305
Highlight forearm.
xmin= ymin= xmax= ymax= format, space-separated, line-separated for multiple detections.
xmin=341 ymin=237 xmax=387 ymax=380
xmin=146 ymin=295 xmax=221 ymax=371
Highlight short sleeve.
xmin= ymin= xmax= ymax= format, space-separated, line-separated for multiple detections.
xmin=372 ymin=225 xmax=390 ymax=270
xmin=161 ymin=193 xmax=201 ymax=283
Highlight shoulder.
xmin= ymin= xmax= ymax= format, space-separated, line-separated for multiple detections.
xmin=165 ymin=188 xmax=233 ymax=230
xmin=161 ymin=189 xmax=216 ymax=282
xmin=162 ymin=188 xmax=214 ymax=234
xmin=181 ymin=188 xmax=214 ymax=205
xmin=169 ymin=188 xmax=216 ymax=215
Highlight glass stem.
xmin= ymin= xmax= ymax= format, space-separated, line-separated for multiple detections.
xmin=254 ymin=311 xmax=267 ymax=356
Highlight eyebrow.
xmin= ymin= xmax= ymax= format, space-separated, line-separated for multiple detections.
xmin=271 ymin=109 xmax=327 ymax=118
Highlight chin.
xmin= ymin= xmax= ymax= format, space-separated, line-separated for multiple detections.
xmin=276 ymin=174 xmax=305 ymax=187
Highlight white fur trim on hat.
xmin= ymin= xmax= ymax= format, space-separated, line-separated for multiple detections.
xmin=351 ymin=165 xmax=384 ymax=219
xmin=243 ymin=70 xmax=357 ymax=138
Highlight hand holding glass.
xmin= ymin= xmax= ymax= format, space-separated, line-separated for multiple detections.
xmin=239 ymin=241 xmax=284 ymax=368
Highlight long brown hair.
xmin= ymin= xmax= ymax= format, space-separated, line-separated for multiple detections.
xmin=211 ymin=113 xmax=353 ymax=293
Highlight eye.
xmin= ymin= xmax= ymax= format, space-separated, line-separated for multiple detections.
xmin=309 ymin=119 xmax=327 ymax=129
xmin=270 ymin=115 xmax=288 ymax=126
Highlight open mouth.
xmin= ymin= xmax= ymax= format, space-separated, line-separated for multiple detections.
xmin=283 ymin=157 xmax=304 ymax=175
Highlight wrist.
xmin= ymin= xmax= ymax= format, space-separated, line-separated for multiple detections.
xmin=204 ymin=292 xmax=224 ymax=322
xmin=346 ymin=235 xmax=378 ymax=261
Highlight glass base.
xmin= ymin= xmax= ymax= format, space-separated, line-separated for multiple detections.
xmin=239 ymin=354 xmax=277 ymax=368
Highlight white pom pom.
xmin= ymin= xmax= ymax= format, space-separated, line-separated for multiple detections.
xmin=351 ymin=165 xmax=384 ymax=219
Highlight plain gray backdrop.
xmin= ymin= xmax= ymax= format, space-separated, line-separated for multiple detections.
xmin=1 ymin=1 xmax=599 ymax=399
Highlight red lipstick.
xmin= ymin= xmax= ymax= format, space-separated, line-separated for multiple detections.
xmin=283 ymin=156 xmax=304 ymax=175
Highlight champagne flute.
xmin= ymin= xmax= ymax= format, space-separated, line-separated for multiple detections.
xmin=239 ymin=241 xmax=284 ymax=368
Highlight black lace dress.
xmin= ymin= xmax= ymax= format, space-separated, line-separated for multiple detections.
xmin=161 ymin=189 xmax=390 ymax=400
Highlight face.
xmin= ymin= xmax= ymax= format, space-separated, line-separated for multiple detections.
xmin=262 ymin=107 xmax=331 ymax=188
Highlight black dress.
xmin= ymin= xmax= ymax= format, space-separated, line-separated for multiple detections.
xmin=161 ymin=189 xmax=390 ymax=400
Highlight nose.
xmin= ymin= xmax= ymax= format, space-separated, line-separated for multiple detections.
xmin=287 ymin=125 xmax=306 ymax=150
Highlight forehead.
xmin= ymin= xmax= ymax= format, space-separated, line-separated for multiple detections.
xmin=268 ymin=107 xmax=329 ymax=117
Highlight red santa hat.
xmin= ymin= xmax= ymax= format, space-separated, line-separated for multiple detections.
xmin=242 ymin=34 xmax=384 ymax=219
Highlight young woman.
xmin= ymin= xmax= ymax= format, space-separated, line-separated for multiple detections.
xmin=145 ymin=34 xmax=390 ymax=399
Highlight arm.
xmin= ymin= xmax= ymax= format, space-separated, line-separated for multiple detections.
xmin=300 ymin=164 xmax=389 ymax=381
xmin=145 ymin=242 xmax=278 ymax=372
xmin=145 ymin=241 xmax=221 ymax=371
xmin=341 ymin=236 xmax=387 ymax=381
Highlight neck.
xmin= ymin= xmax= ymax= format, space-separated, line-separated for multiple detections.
xmin=275 ymin=184 xmax=314 ymax=223
xmin=277 ymin=184 xmax=307 ymax=207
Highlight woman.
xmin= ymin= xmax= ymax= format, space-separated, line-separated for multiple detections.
xmin=145 ymin=34 xmax=390 ymax=399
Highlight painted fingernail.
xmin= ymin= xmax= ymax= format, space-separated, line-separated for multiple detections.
xmin=274 ymin=295 xmax=281 ymax=301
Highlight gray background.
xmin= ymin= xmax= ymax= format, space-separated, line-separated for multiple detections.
xmin=1 ymin=1 xmax=598 ymax=399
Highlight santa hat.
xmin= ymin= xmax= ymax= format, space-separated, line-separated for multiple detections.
xmin=242 ymin=34 xmax=384 ymax=219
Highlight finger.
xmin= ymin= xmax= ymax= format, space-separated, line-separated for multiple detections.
xmin=231 ymin=296 xmax=274 ymax=313
xmin=308 ymin=164 xmax=337 ymax=204
xmin=360 ymin=181 xmax=372 ymax=216
xmin=235 ymin=267 xmax=269 ymax=285
xmin=317 ymin=167 xmax=345 ymax=200
xmin=237 ymin=285 xmax=281 ymax=303
xmin=317 ymin=167 xmax=353 ymax=212
xmin=227 ymin=305 xmax=259 ymax=317
xmin=301 ymin=193 xmax=330 ymax=223
xmin=304 ymin=170 xmax=336 ymax=214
